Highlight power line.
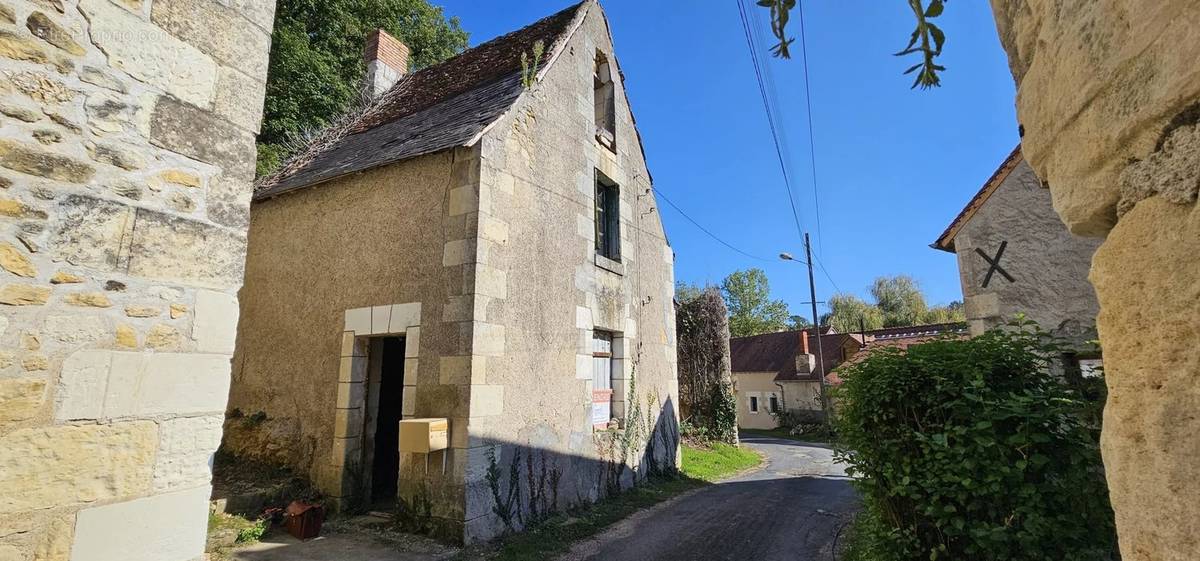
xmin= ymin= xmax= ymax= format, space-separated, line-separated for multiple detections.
xmin=652 ymin=187 xmax=772 ymax=263
xmin=736 ymin=0 xmax=805 ymax=244
xmin=812 ymin=252 xmax=844 ymax=295
xmin=794 ymin=0 xmax=826 ymax=257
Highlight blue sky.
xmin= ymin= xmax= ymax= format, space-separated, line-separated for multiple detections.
xmin=437 ymin=0 xmax=1018 ymax=317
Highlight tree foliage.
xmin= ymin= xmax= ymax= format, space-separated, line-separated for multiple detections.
xmin=788 ymin=315 xmax=813 ymax=330
xmin=824 ymin=276 xmax=963 ymax=332
xmin=834 ymin=322 xmax=1117 ymax=560
xmin=759 ymin=0 xmax=950 ymax=89
xmin=675 ymin=281 xmax=705 ymax=304
xmin=871 ymin=275 xmax=928 ymax=327
xmin=721 ymin=269 xmax=791 ymax=337
xmin=258 ymin=0 xmax=469 ymax=176
xmin=824 ymin=294 xmax=885 ymax=333
xmin=675 ymin=287 xmax=738 ymax=445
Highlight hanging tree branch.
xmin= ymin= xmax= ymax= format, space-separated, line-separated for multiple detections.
xmin=761 ymin=0 xmax=949 ymax=89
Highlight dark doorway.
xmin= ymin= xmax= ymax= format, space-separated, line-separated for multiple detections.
xmin=370 ymin=336 xmax=405 ymax=505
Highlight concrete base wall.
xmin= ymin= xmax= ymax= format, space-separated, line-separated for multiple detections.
xmin=0 ymin=0 xmax=275 ymax=559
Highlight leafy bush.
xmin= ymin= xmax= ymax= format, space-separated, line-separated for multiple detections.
xmin=833 ymin=324 xmax=1117 ymax=561
xmin=771 ymin=409 xmax=835 ymax=442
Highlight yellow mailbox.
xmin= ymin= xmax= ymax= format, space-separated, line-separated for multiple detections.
xmin=399 ymin=418 xmax=449 ymax=454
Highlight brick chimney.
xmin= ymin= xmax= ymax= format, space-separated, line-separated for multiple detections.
xmin=796 ymin=330 xmax=816 ymax=374
xmin=364 ymin=29 xmax=409 ymax=97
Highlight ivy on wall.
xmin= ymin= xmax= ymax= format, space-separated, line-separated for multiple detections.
xmin=676 ymin=288 xmax=738 ymax=444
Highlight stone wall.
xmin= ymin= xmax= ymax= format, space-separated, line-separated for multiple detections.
xmin=954 ymin=159 xmax=1101 ymax=345
xmin=0 ymin=0 xmax=274 ymax=560
xmin=988 ymin=1 xmax=1200 ymax=559
xmin=229 ymin=150 xmax=478 ymax=526
xmin=463 ymin=3 xmax=679 ymax=541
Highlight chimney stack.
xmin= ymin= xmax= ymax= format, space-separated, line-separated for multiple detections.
xmin=364 ymin=29 xmax=409 ymax=97
xmin=796 ymin=330 xmax=816 ymax=374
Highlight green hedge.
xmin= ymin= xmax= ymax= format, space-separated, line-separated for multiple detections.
xmin=833 ymin=325 xmax=1117 ymax=561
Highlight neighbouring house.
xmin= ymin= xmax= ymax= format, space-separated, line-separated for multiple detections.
xmin=729 ymin=328 xmax=861 ymax=429
xmin=933 ymin=146 xmax=1103 ymax=375
xmin=825 ymin=323 xmax=968 ymax=387
xmin=224 ymin=1 xmax=678 ymax=543
xmin=0 ymin=1 xmax=273 ymax=560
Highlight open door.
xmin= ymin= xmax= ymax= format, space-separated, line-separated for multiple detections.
xmin=369 ymin=336 xmax=404 ymax=506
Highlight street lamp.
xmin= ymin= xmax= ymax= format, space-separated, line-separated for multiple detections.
xmin=781 ymin=233 xmax=829 ymax=419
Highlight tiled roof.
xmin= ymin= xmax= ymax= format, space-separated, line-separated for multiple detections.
xmin=859 ymin=322 xmax=967 ymax=340
xmin=931 ymin=145 xmax=1024 ymax=252
xmin=729 ymin=328 xmax=858 ymax=382
xmin=254 ymin=1 xmax=590 ymax=200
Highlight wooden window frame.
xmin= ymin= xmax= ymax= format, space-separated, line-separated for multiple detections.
xmin=594 ymin=171 xmax=621 ymax=262
xmin=592 ymin=331 xmax=615 ymax=428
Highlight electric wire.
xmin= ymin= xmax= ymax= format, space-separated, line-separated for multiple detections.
xmin=794 ymin=0 xmax=826 ymax=256
xmin=736 ymin=0 xmax=806 ymax=244
xmin=653 ymin=187 xmax=773 ymax=263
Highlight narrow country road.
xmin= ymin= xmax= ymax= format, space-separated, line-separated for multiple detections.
xmin=559 ymin=434 xmax=860 ymax=561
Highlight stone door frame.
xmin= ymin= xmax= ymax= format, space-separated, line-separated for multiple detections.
xmin=326 ymin=302 xmax=421 ymax=508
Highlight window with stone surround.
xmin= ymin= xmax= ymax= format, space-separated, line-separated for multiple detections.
xmin=592 ymin=331 xmax=614 ymax=427
xmin=595 ymin=171 xmax=620 ymax=262
xmin=594 ymin=51 xmax=616 ymax=151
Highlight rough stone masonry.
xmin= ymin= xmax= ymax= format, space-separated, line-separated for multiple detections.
xmin=988 ymin=1 xmax=1200 ymax=560
xmin=0 ymin=1 xmax=275 ymax=560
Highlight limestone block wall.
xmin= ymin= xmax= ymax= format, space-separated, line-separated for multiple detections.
xmin=462 ymin=4 xmax=679 ymax=542
xmin=989 ymin=1 xmax=1200 ymax=559
xmin=954 ymin=159 xmax=1101 ymax=344
xmin=0 ymin=0 xmax=274 ymax=559
xmin=229 ymin=150 xmax=481 ymax=525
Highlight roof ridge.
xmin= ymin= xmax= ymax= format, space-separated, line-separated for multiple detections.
xmin=254 ymin=1 xmax=591 ymax=199
xmin=931 ymin=145 xmax=1024 ymax=252
xmin=364 ymin=0 xmax=590 ymax=133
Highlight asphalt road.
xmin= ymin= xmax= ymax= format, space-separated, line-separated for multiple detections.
xmin=559 ymin=435 xmax=860 ymax=561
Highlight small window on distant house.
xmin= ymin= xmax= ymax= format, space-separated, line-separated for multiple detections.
xmin=592 ymin=331 xmax=615 ymax=427
xmin=595 ymin=172 xmax=620 ymax=261
xmin=749 ymin=396 xmax=759 ymax=414
xmin=769 ymin=395 xmax=780 ymax=414
xmin=594 ymin=52 xmax=616 ymax=150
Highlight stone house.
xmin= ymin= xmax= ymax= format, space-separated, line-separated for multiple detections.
xmin=932 ymin=146 xmax=1103 ymax=372
xmin=224 ymin=1 xmax=678 ymax=543
xmin=0 ymin=0 xmax=274 ymax=560
xmin=729 ymin=328 xmax=860 ymax=429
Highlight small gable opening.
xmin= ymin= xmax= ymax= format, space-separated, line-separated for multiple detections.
xmin=594 ymin=51 xmax=616 ymax=151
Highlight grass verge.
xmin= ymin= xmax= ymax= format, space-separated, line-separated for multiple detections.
xmin=838 ymin=511 xmax=878 ymax=561
xmin=471 ymin=443 xmax=763 ymax=561
xmin=681 ymin=442 xmax=763 ymax=482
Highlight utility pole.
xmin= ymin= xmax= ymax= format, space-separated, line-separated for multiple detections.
xmin=803 ymin=233 xmax=829 ymax=419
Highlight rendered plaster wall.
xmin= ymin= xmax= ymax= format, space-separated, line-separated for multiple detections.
xmin=732 ymin=372 xmax=781 ymax=430
xmin=0 ymin=0 xmax=275 ymax=559
xmin=989 ymin=1 xmax=1200 ymax=559
xmin=954 ymin=159 xmax=1101 ymax=345
xmin=461 ymin=3 xmax=679 ymax=542
xmin=230 ymin=149 xmax=485 ymax=529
